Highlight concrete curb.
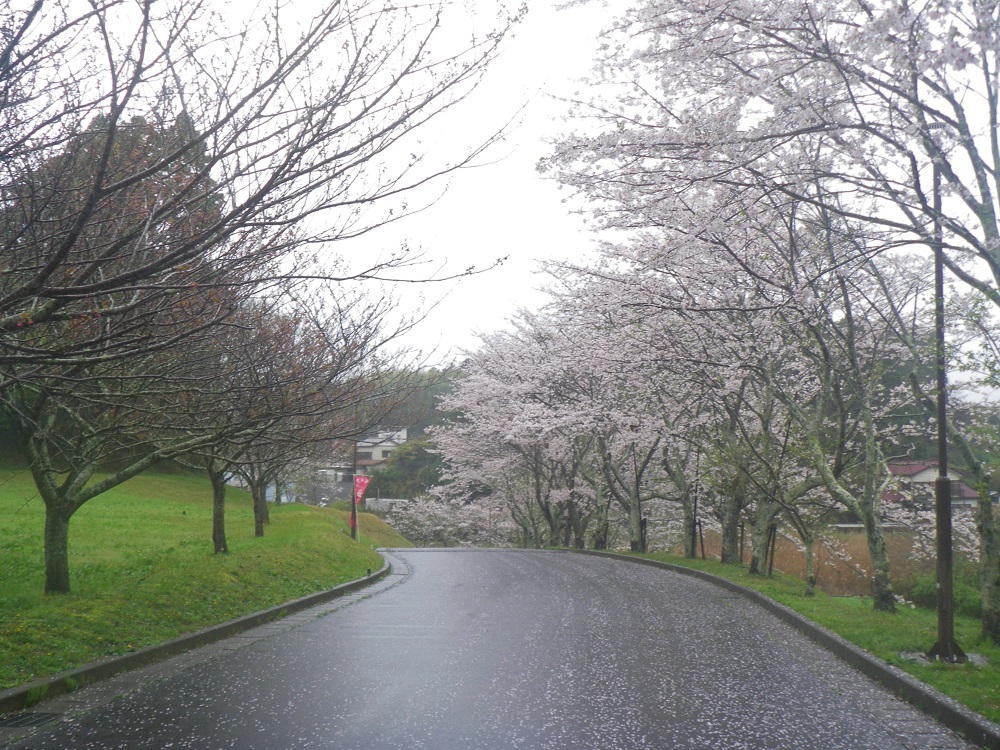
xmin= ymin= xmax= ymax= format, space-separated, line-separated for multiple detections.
xmin=566 ymin=549 xmax=1000 ymax=750
xmin=0 ymin=560 xmax=391 ymax=717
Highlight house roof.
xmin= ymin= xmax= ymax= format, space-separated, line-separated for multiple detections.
xmin=955 ymin=482 xmax=978 ymax=499
xmin=888 ymin=460 xmax=941 ymax=477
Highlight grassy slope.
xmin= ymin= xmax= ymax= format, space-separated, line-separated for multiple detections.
xmin=0 ymin=466 xmax=409 ymax=690
xmin=639 ymin=552 xmax=1000 ymax=725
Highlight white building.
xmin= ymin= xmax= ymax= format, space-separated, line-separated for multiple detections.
xmin=354 ymin=428 xmax=408 ymax=475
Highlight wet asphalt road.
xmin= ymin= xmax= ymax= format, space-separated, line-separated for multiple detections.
xmin=6 ymin=549 xmax=977 ymax=749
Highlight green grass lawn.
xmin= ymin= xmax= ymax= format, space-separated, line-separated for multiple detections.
xmin=0 ymin=465 xmax=409 ymax=690
xmin=638 ymin=552 xmax=1000 ymax=725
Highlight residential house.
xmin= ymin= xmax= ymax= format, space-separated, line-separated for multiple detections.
xmin=354 ymin=428 xmax=408 ymax=475
xmin=884 ymin=460 xmax=978 ymax=511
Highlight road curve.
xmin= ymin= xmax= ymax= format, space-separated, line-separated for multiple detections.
xmin=6 ymin=549 xmax=977 ymax=749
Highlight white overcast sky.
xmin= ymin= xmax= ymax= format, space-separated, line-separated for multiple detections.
xmin=349 ymin=0 xmax=609 ymax=361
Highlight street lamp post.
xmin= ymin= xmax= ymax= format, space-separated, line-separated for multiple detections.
xmin=351 ymin=441 xmax=359 ymax=541
xmin=927 ymin=162 xmax=965 ymax=663
xmin=690 ymin=450 xmax=700 ymax=559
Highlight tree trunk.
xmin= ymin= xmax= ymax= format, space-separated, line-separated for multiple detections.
xmin=592 ymin=512 xmax=608 ymax=550
xmin=591 ymin=497 xmax=610 ymax=550
xmin=683 ymin=500 xmax=696 ymax=559
xmin=748 ymin=502 xmax=780 ymax=575
xmin=592 ymin=522 xmax=607 ymax=550
xmin=210 ymin=468 xmax=228 ymax=554
xmin=939 ymin=424 xmax=999 ymax=643
xmin=253 ymin=484 xmax=267 ymax=538
xmin=803 ymin=536 xmax=816 ymax=596
xmin=531 ymin=463 xmax=558 ymax=547
xmin=665 ymin=466 xmax=696 ymax=559
xmin=719 ymin=496 xmax=741 ymax=564
xmin=803 ymin=426 xmax=894 ymax=612
xmin=545 ymin=511 xmax=561 ymax=548
xmin=628 ymin=494 xmax=645 ymax=552
xmin=748 ymin=527 xmax=767 ymax=575
xmin=859 ymin=505 xmax=896 ymax=612
xmin=978 ymin=479 xmax=1000 ymax=642
xmin=44 ymin=504 xmax=72 ymax=594
xmin=570 ymin=502 xmax=588 ymax=549
xmin=260 ymin=485 xmax=270 ymax=524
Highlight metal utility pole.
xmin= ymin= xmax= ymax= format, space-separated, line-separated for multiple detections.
xmin=351 ymin=441 xmax=359 ymax=541
xmin=690 ymin=450 xmax=700 ymax=559
xmin=927 ymin=163 xmax=965 ymax=663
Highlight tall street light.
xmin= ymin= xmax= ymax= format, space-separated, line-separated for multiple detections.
xmin=351 ymin=441 xmax=359 ymax=541
xmin=926 ymin=162 xmax=966 ymax=663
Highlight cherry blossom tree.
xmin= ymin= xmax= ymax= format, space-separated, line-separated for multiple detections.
xmin=546 ymin=0 xmax=1000 ymax=618
xmin=433 ymin=320 xmax=598 ymax=548
xmin=387 ymin=496 xmax=520 ymax=548
xmin=550 ymin=0 xmax=999 ymax=303
xmin=536 ymin=175 xmax=926 ymax=608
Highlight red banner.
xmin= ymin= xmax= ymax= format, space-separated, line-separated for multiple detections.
xmin=353 ymin=475 xmax=371 ymax=506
